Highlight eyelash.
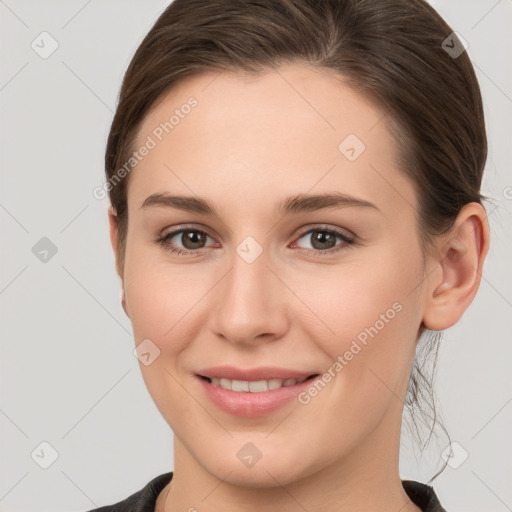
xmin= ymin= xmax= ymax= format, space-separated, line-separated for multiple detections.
xmin=155 ymin=224 xmax=356 ymax=257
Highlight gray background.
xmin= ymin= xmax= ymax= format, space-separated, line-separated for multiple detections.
xmin=1 ymin=1 xmax=511 ymax=510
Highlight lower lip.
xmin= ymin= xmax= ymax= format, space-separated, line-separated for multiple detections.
xmin=196 ymin=375 xmax=318 ymax=417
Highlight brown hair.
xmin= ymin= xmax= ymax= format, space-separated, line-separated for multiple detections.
xmin=105 ymin=0 xmax=488 ymax=479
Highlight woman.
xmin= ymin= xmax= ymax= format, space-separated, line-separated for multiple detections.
xmin=89 ymin=0 xmax=490 ymax=510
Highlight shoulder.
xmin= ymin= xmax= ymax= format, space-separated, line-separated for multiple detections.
xmin=85 ymin=472 xmax=173 ymax=512
xmin=402 ymin=480 xmax=447 ymax=512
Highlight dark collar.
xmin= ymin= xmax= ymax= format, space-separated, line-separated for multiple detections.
xmin=402 ymin=479 xmax=447 ymax=512
xmin=87 ymin=472 xmax=446 ymax=512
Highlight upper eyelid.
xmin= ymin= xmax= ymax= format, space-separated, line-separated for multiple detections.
xmin=161 ymin=224 xmax=216 ymax=241
xmin=295 ymin=224 xmax=354 ymax=239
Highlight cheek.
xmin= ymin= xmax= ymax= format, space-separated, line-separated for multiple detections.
xmin=123 ymin=246 xmax=204 ymax=422
xmin=123 ymin=240 xmax=205 ymax=345
xmin=298 ymin=243 xmax=422 ymax=354
xmin=297 ymin=242 xmax=424 ymax=404
xmin=292 ymin=274 xmax=421 ymax=454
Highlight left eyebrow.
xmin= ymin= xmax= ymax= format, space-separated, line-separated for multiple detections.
xmin=276 ymin=192 xmax=380 ymax=215
xmin=139 ymin=192 xmax=381 ymax=216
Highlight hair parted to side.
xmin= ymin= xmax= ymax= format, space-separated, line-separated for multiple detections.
xmin=105 ymin=0 xmax=488 ymax=480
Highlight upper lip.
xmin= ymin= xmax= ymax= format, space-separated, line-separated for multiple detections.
xmin=197 ymin=366 xmax=318 ymax=381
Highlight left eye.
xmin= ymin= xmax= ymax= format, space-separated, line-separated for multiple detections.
xmin=291 ymin=227 xmax=355 ymax=254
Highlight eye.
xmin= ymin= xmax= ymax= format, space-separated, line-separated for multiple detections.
xmin=290 ymin=225 xmax=355 ymax=256
xmin=155 ymin=226 xmax=216 ymax=256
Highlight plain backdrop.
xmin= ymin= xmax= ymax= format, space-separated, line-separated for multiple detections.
xmin=1 ymin=1 xmax=511 ymax=511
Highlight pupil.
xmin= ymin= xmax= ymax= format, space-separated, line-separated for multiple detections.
xmin=313 ymin=230 xmax=335 ymax=250
xmin=183 ymin=230 xmax=205 ymax=249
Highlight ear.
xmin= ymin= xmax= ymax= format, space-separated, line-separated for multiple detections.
xmin=108 ymin=206 xmax=129 ymax=318
xmin=108 ymin=206 xmax=122 ymax=277
xmin=422 ymin=202 xmax=490 ymax=331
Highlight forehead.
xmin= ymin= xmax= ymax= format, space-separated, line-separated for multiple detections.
xmin=128 ymin=63 xmax=415 ymax=219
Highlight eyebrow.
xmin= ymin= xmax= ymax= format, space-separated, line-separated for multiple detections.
xmin=140 ymin=192 xmax=380 ymax=216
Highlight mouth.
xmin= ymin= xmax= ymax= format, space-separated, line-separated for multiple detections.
xmin=197 ymin=373 xmax=320 ymax=392
xmin=195 ymin=369 xmax=321 ymax=417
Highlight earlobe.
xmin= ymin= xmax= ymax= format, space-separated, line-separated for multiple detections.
xmin=121 ymin=287 xmax=129 ymax=317
xmin=422 ymin=202 xmax=490 ymax=331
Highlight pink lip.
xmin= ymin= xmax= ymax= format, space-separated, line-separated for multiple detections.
xmin=196 ymin=366 xmax=319 ymax=417
xmin=197 ymin=365 xmax=316 ymax=381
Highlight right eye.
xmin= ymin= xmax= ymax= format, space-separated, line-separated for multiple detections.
xmin=155 ymin=226 xmax=217 ymax=256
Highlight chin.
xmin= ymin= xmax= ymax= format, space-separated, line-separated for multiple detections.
xmin=189 ymin=434 xmax=320 ymax=489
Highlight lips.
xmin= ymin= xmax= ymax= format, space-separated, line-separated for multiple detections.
xmin=195 ymin=366 xmax=321 ymax=417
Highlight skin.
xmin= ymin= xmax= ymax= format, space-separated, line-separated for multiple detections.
xmin=108 ymin=63 xmax=489 ymax=511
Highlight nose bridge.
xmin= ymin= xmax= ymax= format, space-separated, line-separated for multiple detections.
xmin=225 ymin=236 xmax=273 ymax=314
xmin=211 ymin=234 xmax=286 ymax=343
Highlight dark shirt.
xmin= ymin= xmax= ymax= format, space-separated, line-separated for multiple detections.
xmin=86 ymin=472 xmax=446 ymax=511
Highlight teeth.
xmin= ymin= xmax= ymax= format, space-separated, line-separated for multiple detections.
xmin=209 ymin=376 xmax=309 ymax=392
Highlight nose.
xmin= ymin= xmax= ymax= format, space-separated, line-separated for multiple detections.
xmin=209 ymin=243 xmax=289 ymax=346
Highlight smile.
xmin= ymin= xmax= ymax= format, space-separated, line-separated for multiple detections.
xmin=196 ymin=371 xmax=320 ymax=417
xmin=200 ymin=375 xmax=316 ymax=392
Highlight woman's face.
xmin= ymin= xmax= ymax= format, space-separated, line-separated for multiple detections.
xmin=114 ymin=63 xmax=433 ymax=486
